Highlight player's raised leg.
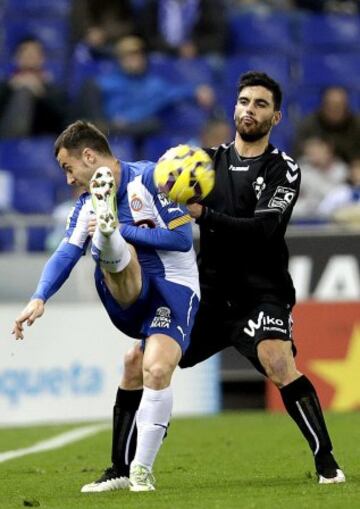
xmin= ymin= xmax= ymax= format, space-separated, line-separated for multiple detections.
xmin=257 ymin=339 xmax=345 ymax=484
xmin=90 ymin=166 xmax=142 ymax=307
xmin=129 ymin=334 xmax=182 ymax=492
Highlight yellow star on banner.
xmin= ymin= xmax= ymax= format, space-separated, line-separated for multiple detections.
xmin=309 ymin=325 xmax=360 ymax=411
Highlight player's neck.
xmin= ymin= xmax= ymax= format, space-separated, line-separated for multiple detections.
xmin=234 ymin=133 xmax=270 ymax=159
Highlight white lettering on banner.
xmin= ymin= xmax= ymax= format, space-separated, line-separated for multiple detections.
xmin=0 ymin=304 xmax=220 ymax=424
xmin=288 ymin=255 xmax=360 ymax=301
xmin=0 ymin=363 xmax=103 ymax=406
xmin=289 ymin=256 xmax=313 ymax=301
xmin=314 ymin=256 xmax=360 ymax=301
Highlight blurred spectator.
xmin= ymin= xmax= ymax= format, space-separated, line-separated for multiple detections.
xmin=139 ymin=0 xmax=227 ymax=58
xmin=294 ymin=86 xmax=360 ymax=163
xmin=0 ymin=37 xmax=68 ymax=138
xmin=71 ymin=0 xmax=136 ymax=56
xmin=45 ymin=187 xmax=84 ymax=251
xmin=293 ymin=136 xmax=348 ymax=220
xmin=318 ymin=157 xmax=360 ymax=223
xmin=194 ymin=116 xmax=233 ymax=147
xmin=78 ymin=35 xmax=215 ymax=138
xmin=201 ymin=116 xmax=233 ymax=147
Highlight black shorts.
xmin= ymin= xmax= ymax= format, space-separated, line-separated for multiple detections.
xmin=180 ymin=300 xmax=295 ymax=374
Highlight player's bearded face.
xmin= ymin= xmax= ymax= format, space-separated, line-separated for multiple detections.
xmin=234 ymin=86 xmax=278 ymax=142
xmin=235 ymin=115 xmax=273 ymax=142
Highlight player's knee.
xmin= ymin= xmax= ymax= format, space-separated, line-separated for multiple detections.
xmin=258 ymin=342 xmax=293 ymax=386
xmin=143 ymin=362 xmax=172 ymax=389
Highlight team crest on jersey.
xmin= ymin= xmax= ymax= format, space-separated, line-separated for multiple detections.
xmin=252 ymin=176 xmax=266 ymax=199
xmin=130 ymin=195 xmax=143 ymax=211
xmin=268 ymin=186 xmax=295 ymax=212
xmin=151 ymin=307 xmax=171 ymax=329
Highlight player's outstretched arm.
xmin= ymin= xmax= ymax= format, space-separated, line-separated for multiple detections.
xmin=12 ymin=298 xmax=45 ymax=340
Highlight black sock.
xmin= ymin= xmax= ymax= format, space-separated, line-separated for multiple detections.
xmin=280 ymin=375 xmax=334 ymax=460
xmin=111 ymin=387 xmax=143 ymax=476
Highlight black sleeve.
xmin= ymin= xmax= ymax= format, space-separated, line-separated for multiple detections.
xmin=198 ymin=156 xmax=301 ymax=241
xmin=198 ymin=207 xmax=281 ymax=240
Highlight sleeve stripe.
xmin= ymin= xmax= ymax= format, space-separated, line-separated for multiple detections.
xmin=168 ymin=214 xmax=192 ymax=230
xmin=255 ymin=209 xmax=281 ymax=214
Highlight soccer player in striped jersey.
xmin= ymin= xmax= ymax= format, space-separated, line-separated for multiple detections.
xmin=12 ymin=120 xmax=200 ymax=492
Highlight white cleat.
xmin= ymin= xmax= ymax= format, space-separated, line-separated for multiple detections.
xmin=81 ymin=467 xmax=129 ymax=492
xmin=90 ymin=166 xmax=118 ymax=236
xmin=318 ymin=469 xmax=346 ymax=484
xmin=129 ymin=463 xmax=156 ymax=492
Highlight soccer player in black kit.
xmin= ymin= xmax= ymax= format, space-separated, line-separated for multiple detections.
xmin=81 ymin=72 xmax=345 ymax=492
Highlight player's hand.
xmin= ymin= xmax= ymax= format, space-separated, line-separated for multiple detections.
xmin=88 ymin=217 xmax=97 ymax=237
xmin=187 ymin=203 xmax=203 ymax=219
xmin=12 ymin=299 xmax=45 ymax=340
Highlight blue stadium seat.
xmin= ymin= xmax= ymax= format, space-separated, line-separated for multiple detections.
xmin=270 ymin=121 xmax=293 ymax=154
xmin=5 ymin=0 xmax=70 ymax=17
xmin=228 ymin=12 xmax=295 ymax=54
xmin=160 ymin=101 xmax=211 ymax=139
xmin=0 ymin=137 xmax=62 ymax=183
xmin=4 ymin=18 xmax=69 ymax=56
xmin=0 ymin=228 xmax=15 ymax=252
xmin=27 ymin=226 xmax=51 ymax=252
xmin=142 ymin=135 xmax=189 ymax=162
xmin=298 ymin=14 xmax=360 ymax=51
xmin=223 ymin=55 xmax=291 ymax=92
xmin=68 ymin=44 xmax=117 ymax=98
xmin=299 ymin=52 xmax=360 ymax=88
xmin=12 ymin=177 xmax=55 ymax=213
xmin=108 ymin=137 xmax=135 ymax=162
xmin=149 ymin=54 xmax=214 ymax=86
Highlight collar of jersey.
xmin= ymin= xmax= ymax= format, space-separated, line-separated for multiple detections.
xmin=232 ymin=143 xmax=274 ymax=163
xmin=117 ymin=160 xmax=131 ymax=200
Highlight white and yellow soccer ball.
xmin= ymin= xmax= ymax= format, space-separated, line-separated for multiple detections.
xmin=153 ymin=144 xmax=215 ymax=204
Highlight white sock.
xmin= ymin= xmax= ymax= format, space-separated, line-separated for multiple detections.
xmin=92 ymin=227 xmax=131 ymax=273
xmin=133 ymin=385 xmax=173 ymax=470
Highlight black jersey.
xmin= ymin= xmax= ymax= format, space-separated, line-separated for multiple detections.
xmin=197 ymin=141 xmax=300 ymax=309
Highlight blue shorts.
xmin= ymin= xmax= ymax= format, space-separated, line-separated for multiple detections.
xmin=94 ymin=266 xmax=199 ymax=354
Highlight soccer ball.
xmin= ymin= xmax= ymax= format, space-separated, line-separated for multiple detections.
xmin=153 ymin=144 xmax=215 ymax=204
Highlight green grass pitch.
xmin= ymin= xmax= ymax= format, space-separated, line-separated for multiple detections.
xmin=1 ymin=411 xmax=359 ymax=509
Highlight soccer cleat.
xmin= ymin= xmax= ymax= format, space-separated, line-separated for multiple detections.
xmin=316 ymin=453 xmax=346 ymax=484
xmin=81 ymin=466 xmax=129 ymax=493
xmin=318 ymin=469 xmax=346 ymax=484
xmin=129 ymin=463 xmax=156 ymax=492
xmin=90 ymin=166 xmax=118 ymax=236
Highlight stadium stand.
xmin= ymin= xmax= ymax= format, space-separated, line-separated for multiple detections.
xmin=0 ymin=4 xmax=360 ymax=250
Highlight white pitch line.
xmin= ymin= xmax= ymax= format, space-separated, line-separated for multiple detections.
xmin=0 ymin=423 xmax=109 ymax=464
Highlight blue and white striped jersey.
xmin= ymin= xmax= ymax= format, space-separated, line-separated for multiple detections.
xmin=33 ymin=160 xmax=199 ymax=302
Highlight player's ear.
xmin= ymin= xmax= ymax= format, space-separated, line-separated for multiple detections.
xmin=82 ymin=147 xmax=96 ymax=165
xmin=272 ymin=110 xmax=282 ymax=126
